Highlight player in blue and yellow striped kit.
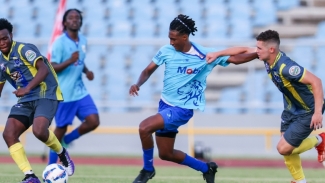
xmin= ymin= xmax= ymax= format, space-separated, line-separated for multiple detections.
xmin=0 ymin=18 xmax=74 ymax=183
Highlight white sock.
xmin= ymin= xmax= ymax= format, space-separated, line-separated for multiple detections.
xmin=316 ymin=135 xmax=323 ymax=146
xmin=24 ymin=170 xmax=34 ymax=175
xmin=56 ymin=147 xmax=63 ymax=155
xmin=294 ymin=179 xmax=307 ymax=183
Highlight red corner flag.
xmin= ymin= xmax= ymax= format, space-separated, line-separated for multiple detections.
xmin=47 ymin=0 xmax=67 ymax=60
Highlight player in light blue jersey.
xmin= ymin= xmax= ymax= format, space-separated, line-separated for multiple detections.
xmin=129 ymin=14 xmax=258 ymax=183
xmin=48 ymin=9 xmax=100 ymax=164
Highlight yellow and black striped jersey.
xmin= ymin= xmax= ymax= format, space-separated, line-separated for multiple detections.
xmin=0 ymin=41 xmax=63 ymax=102
xmin=264 ymin=51 xmax=322 ymax=115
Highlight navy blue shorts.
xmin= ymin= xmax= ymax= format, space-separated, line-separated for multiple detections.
xmin=281 ymin=108 xmax=324 ymax=147
xmin=55 ymin=95 xmax=98 ymax=128
xmin=156 ymin=100 xmax=193 ymax=136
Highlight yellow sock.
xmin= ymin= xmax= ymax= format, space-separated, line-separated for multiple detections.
xmin=292 ymin=137 xmax=318 ymax=154
xmin=45 ymin=130 xmax=63 ymax=153
xmin=9 ymin=142 xmax=32 ymax=173
xmin=284 ymin=154 xmax=305 ymax=181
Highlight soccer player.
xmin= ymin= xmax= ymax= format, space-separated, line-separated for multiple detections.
xmin=48 ymin=9 xmax=100 ymax=164
xmin=129 ymin=14 xmax=258 ymax=183
xmin=0 ymin=18 xmax=74 ymax=183
xmin=245 ymin=30 xmax=323 ymax=183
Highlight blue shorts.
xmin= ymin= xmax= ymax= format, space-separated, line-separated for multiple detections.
xmin=55 ymin=95 xmax=98 ymax=127
xmin=156 ymin=100 xmax=193 ymax=135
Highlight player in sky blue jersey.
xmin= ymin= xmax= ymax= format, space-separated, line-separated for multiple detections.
xmin=0 ymin=18 xmax=74 ymax=183
xmin=48 ymin=9 xmax=100 ymax=165
xmin=129 ymin=14 xmax=258 ymax=183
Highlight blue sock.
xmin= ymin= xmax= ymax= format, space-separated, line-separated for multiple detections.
xmin=181 ymin=154 xmax=208 ymax=173
xmin=64 ymin=128 xmax=81 ymax=144
xmin=143 ymin=148 xmax=154 ymax=171
xmin=48 ymin=149 xmax=58 ymax=164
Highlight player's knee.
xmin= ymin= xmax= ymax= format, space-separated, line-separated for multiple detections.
xmin=32 ymin=128 xmax=47 ymax=141
xmin=139 ymin=123 xmax=150 ymax=135
xmin=2 ymin=130 xmax=11 ymax=141
xmin=277 ymin=145 xmax=291 ymax=155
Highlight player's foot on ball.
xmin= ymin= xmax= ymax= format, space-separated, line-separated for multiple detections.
xmin=58 ymin=148 xmax=75 ymax=176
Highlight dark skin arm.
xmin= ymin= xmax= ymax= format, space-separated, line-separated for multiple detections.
xmin=13 ymin=58 xmax=49 ymax=97
xmin=83 ymin=64 xmax=94 ymax=80
xmin=0 ymin=82 xmax=4 ymax=97
xmin=129 ymin=61 xmax=159 ymax=96
xmin=51 ymin=51 xmax=79 ymax=73
xmin=227 ymin=52 xmax=259 ymax=65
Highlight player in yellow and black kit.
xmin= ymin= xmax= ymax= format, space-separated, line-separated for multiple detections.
xmin=256 ymin=30 xmax=325 ymax=183
xmin=198 ymin=29 xmax=324 ymax=183
xmin=0 ymin=18 xmax=75 ymax=183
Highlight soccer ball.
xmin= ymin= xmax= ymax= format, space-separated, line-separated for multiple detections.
xmin=42 ymin=163 xmax=68 ymax=183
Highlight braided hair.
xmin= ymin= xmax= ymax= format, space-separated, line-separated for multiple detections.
xmin=170 ymin=14 xmax=197 ymax=36
xmin=0 ymin=18 xmax=13 ymax=33
xmin=62 ymin=9 xmax=83 ymax=31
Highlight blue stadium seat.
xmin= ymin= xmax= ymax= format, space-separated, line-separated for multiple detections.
xmin=253 ymin=0 xmax=277 ymax=26
xmin=217 ymin=87 xmax=243 ymax=114
xmin=276 ymin=0 xmax=299 ymax=10
xmin=229 ymin=19 xmax=252 ymax=39
xmin=316 ymin=21 xmax=325 ymax=39
xmin=291 ymin=38 xmax=315 ymax=71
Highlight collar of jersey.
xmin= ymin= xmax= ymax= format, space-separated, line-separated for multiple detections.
xmin=2 ymin=41 xmax=16 ymax=61
xmin=64 ymin=31 xmax=79 ymax=43
xmin=180 ymin=42 xmax=206 ymax=60
xmin=270 ymin=51 xmax=281 ymax=69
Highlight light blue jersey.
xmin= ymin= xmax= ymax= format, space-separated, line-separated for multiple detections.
xmin=153 ymin=42 xmax=230 ymax=111
xmin=51 ymin=32 xmax=88 ymax=102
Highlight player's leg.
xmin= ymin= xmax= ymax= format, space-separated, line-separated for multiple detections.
xmin=63 ymin=95 xmax=99 ymax=145
xmin=132 ymin=114 xmax=164 ymax=183
xmin=48 ymin=101 xmax=76 ymax=164
xmin=154 ymin=105 xmax=217 ymax=183
xmin=2 ymin=103 xmax=41 ymax=183
xmin=277 ymin=112 xmax=316 ymax=183
xmin=33 ymin=99 xmax=75 ymax=176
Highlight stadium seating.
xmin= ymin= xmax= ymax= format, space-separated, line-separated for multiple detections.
xmin=1 ymin=0 xmax=319 ymax=114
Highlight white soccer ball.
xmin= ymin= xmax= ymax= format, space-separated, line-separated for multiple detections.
xmin=42 ymin=163 xmax=68 ymax=183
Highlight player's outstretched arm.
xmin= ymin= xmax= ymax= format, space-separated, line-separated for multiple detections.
xmin=129 ymin=61 xmax=159 ymax=96
xmin=13 ymin=58 xmax=49 ymax=97
xmin=206 ymin=47 xmax=256 ymax=63
xmin=299 ymin=70 xmax=324 ymax=130
xmin=51 ymin=51 xmax=79 ymax=73
xmin=227 ymin=52 xmax=258 ymax=65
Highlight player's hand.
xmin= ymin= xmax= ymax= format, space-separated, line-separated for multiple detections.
xmin=13 ymin=87 xmax=30 ymax=97
xmin=129 ymin=84 xmax=140 ymax=97
xmin=310 ymin=112 xmax=323 ymax=130
xmin=86 ymin=70 xmax=94 ymax=80
xmin=68 ymin=51 xmax=79 ymax=64
xmin=206 ymin=52 xmax=220 ymax=64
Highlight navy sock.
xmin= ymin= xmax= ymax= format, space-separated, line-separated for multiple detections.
xmin=64 ymin=128 xmax=80 ymax=144
xmin=48 ymin=149 xmax=58 ymax=164
xmin=181 ymin=154 xmax=208 ymax=173
xmin=143 ymin=148 xmax=154 ymax=171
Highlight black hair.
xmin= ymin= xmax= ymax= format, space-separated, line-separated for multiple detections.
xmin=170 ymin=14 xmax=197 ymax=36
xmin=0 ymin=18 xmax=13 ymax=33
xmin=256 ymin=30 xmax=280 ymax=45
xmin=62 ymin=9 xmax=83 ymax=31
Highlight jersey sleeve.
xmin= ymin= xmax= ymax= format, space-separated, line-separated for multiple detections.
xmin=20 ymin=44 xmax=43 ymax=67
xmin=205 ymin=47 xmax=230 ymax=67
xmin=281 ymin=62 xmax=305 ymax=82
xmin=152 ymin=45 xmax=170 ymax=66
xmin=50 ymin=39 xmax=63 ymax=64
